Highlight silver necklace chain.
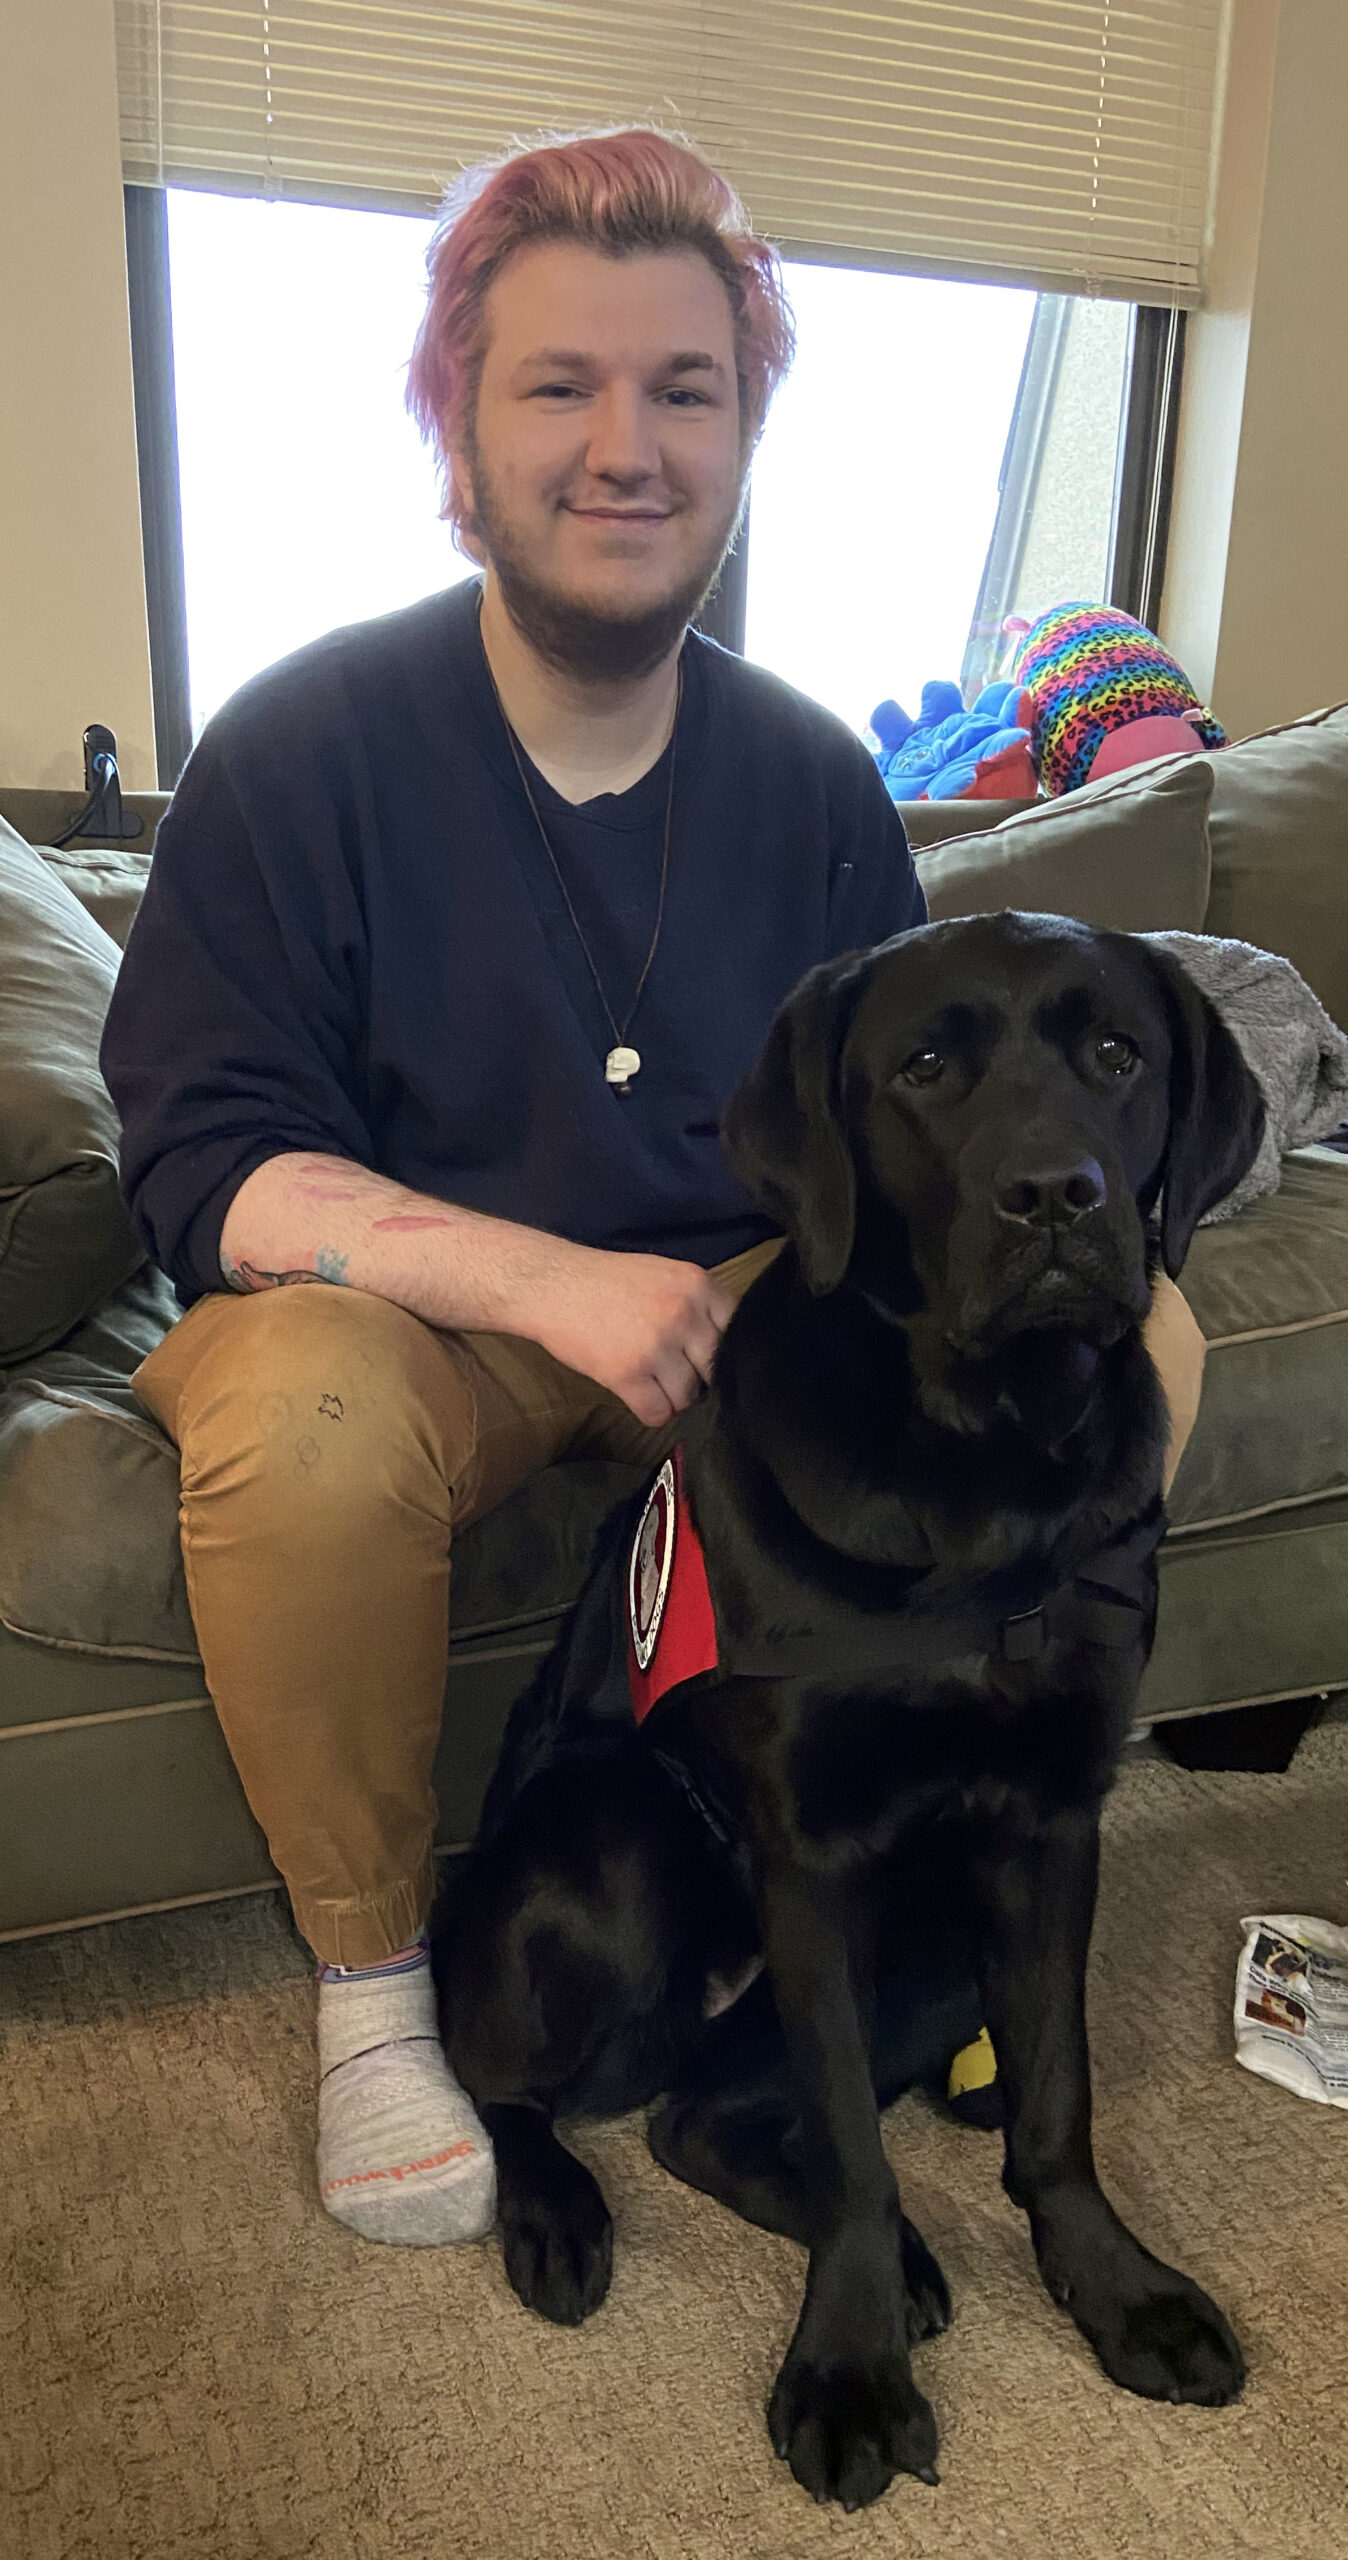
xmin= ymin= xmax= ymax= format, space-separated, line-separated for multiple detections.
xmin=485 ymin=656 xmax=682 ymax=1094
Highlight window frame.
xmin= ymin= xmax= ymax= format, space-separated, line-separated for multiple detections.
xmin=124 ymin=186 xmax=193 ymax=789
xmin=1109 ymin=305 xmax=1187 ymax=634
xmin=125 ymin=186 xmax=1183 ymax=782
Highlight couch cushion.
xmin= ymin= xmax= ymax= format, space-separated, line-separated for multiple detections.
xmin=0 ymin=1270 xmax=195 ymax=1656
xmin=0 ymin=1271 xmax=641 ymax=1659
xmin=1145 ymin=1496 xmax=1348 ymax=1721
xmin=1202 ymin=703 xmax=1348 ymax=1032
xmin=915 ymin=754 xmax=1213 ymax=930
xmin=1167 ymin=1148 xmax=1348 ymax=1533
xmin=36 ymin=845 xmax=151 ymax=950
xmin=0 ymin=815 xmax=145 ymax=1365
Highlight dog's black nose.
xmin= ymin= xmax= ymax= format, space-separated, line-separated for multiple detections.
xmin=993 ymin=1155 xmax=1107 ymax=1227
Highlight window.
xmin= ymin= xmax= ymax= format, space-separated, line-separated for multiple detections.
xmin=745 ymin=263 xmax=1133 ymax=735
xmin=141 ymin=188 xmax=1160 ymax=767
xmin=165 ymin=189 xmax=470 ymax=738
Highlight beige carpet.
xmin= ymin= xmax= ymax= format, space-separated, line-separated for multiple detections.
xmin=3 ymin=1719 xmax=1347 ymax=2560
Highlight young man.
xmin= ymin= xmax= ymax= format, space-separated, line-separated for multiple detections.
xmin=101 ymin=130 xmax=1204 ymax=2249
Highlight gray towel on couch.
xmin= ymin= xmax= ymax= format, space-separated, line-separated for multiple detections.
xmin=1143 ymin=931 xmax=1348 ymax=1221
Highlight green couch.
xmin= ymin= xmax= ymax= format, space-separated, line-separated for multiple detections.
xmin=3 ymin=707 xmax=1347 ymax=1942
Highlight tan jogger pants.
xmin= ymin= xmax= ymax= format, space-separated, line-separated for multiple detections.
xmin=134 ymin=1248 xmax=1204 ymax=1967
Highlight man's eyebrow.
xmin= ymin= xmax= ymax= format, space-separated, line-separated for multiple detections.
xmin=514 ymin=348 xmax=729 ymax=378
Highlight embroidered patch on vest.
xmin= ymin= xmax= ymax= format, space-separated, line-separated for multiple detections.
xmin=627 ymin=1448 xmax=719 ymax=1724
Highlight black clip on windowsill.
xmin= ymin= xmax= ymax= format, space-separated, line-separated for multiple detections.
xmin=52 ymin=723 xmax=146 ymax=848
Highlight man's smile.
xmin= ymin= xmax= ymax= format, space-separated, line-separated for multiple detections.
xmin=564 ymin=504 xmax=676 ymax=522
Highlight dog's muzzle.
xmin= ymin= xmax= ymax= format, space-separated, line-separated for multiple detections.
xmin=944 ymin=1210 xmax=1150 ymax=1353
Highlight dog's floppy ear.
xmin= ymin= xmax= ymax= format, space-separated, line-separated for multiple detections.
xmin=1139 ymin=944 xmax=1267 ymax=1277
xmin=722 ymin=949 xmax=877 ymax=1294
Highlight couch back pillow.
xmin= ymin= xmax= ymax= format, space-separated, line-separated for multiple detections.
xmin=1200 ymin=703 xmax=1348 ymax=1031
xmin=35 ymin=844 xmax=152 ymax=950
xmin=0 ymin=815 xmax=145 ymax=1364
xmin=915 ymin=754 xmax=1214 ymax=930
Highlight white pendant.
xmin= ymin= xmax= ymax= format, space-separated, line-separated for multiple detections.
xmin=605 ymin=1044 xmax=641 ymax=1088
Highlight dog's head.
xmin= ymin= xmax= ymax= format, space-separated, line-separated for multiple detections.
xmin=723 ymin=913 xmax=1264 ymax=1373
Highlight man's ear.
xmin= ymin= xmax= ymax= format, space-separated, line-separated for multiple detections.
xmin=721 ymin=950 xmax=877 ymax=1295
xmin=1139 ymin=945 xmax=1267 ymax=1277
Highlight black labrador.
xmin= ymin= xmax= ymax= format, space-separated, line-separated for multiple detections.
xmin=433 ymin=911 xmax=1265 ymax=2512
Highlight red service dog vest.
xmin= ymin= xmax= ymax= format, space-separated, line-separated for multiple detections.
xmin=626 ymin=1447 xmax=719 ymax=1723
xmin=624 ymin=1450 xmax=1161 ymax=1721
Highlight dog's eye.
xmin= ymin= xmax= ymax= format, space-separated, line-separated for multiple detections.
xmin=1095 ymin=1034 xmax=1139 ymax=1076
xmin=898 ymin=1048 xmax=945 ymax=1086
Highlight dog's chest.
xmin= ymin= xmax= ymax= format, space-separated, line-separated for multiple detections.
xmin=777 ymin=1661 xmax=1129 ymax=1861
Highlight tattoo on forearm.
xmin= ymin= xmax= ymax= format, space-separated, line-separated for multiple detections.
xmin=222 ymin=1247 xmax=350 ymax=1294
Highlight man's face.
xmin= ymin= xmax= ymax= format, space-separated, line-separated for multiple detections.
xmin=452 ymin=241 xmax=746 ymax=679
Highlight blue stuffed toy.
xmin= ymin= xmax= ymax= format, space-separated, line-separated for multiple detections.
xmin=870 ymin=678 xmax=1036 ymax=803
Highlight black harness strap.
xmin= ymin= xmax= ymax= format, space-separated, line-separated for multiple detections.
xmin=719 ymin=1503 xmax=1165 ymax=1685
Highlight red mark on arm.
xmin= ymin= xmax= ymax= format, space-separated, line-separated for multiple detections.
xmin=369 ymin=1214 xmax=455 ymax=1233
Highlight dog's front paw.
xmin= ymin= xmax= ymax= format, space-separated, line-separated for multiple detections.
xmin=767 ymin=2347 xmax=939 ymax=2510
xmin=499 ymin=2151 xmax=613 ymax=2327
xmin=1070 ymin=2269 xmax=1245 ymax=2407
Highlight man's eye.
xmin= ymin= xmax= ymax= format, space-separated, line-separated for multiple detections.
xmin=1095 ymin=1033 xmax=1139 ymax=1075
xmin=899 ymin=1048 xmax=945 ymax=1086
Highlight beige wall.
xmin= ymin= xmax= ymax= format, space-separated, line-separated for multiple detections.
xmin=1163 ymin=0 xmax=1348 ymax=738
xmin=0 ymin=0 xmax=155 ymax=790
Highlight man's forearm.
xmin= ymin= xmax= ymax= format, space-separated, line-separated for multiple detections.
xmin=218 ymin=1151 xmax=585 ymax=1337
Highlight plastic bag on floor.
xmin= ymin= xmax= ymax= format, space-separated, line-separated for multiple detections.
xmin=1234 ymin=1913 xmax=1348 ymax=2108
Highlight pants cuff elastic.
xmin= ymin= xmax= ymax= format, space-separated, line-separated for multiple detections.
xmin=294 ymin=1856 xmax=437 ymax=1969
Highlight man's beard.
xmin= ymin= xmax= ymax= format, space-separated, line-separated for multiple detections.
xmin=462 ymin=442 xmax=745 ymax=682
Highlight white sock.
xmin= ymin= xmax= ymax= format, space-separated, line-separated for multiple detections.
xmin=316 ymin=1938 xmax=496 ymax=2245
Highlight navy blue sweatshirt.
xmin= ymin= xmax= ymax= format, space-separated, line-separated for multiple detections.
xmin=102 ymin=578 xmax=925 ymax=1304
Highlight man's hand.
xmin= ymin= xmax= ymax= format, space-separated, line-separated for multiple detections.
xmin=532 ymin=1248 xmax=738 ymax=1426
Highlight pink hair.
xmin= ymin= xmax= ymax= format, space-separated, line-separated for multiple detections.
xmin=406 ymin=128 xmax=795 ymax=536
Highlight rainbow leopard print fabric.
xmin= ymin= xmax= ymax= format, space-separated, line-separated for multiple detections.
xmin=1015 ymin=603 xmax=1225 ymax=795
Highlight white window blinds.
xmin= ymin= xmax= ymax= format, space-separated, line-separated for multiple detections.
xmin=115 ymin=2 xmax=1230 ymax=306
